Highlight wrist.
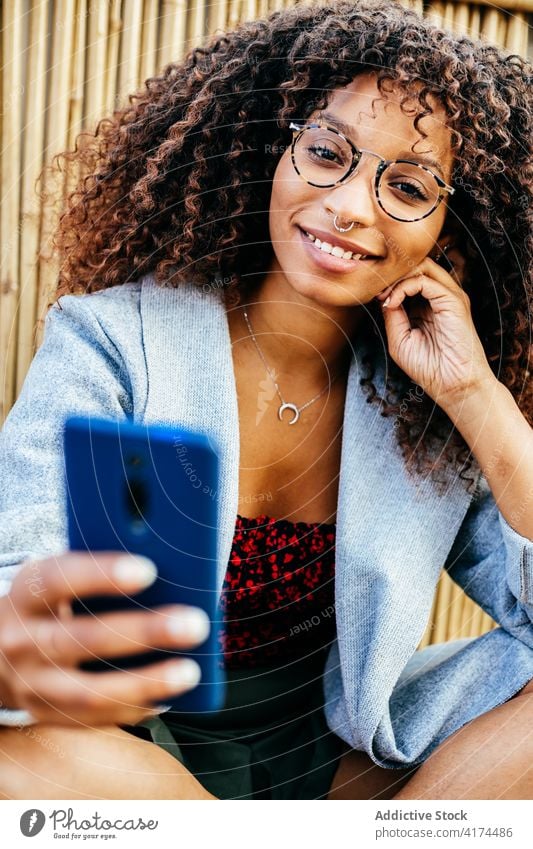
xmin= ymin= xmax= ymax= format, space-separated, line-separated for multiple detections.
xmin=440 ymin=374 xmax=503 ymax=424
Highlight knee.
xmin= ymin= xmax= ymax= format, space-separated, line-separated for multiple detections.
xmin=0 ymin=723 xmax=138 ymax=799
xmin=0 ymin=724 xmax=71 ymax=798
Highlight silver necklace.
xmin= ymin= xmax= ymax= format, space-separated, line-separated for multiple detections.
xmin=242 ymin=306 xmax=341 ymax=425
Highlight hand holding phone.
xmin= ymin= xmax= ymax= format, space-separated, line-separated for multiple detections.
xmin=64 ymin=416 xmax=225 ymax=715
xmin=0 ymin=551 xmax=210 ymax=727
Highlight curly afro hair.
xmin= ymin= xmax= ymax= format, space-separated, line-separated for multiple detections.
xmin=44 ymin=0 xmax=532 ymax=494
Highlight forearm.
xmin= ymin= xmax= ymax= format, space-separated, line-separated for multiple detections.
xmin=443 ymin=377 xmax=533 ymax=541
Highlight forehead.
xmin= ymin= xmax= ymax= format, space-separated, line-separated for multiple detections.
xmin=322 ymin=74 xmax=453 ymax=169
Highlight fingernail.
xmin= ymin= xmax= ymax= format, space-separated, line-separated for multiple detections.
xmin=113 ymin=555 xmax=157 ymax=588
xmin=167 ymin=610 xmax=210 ymax=642
xmin=382 ymin=296 xmax=391 ymax=308
xmin=165 ymin=659 xmax=202 ymax=688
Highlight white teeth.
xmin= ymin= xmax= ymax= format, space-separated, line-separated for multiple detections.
xmin=303 ymin=229 xmax=369 ymax=262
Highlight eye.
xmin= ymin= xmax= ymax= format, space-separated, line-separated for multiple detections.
xmin=390 ymin=179 xmax=429 ymax=201
xmin=306 ymin=142 xmax=346 ymax=166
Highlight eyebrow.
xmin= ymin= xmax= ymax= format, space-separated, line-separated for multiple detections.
xmin=317 ymin=110 xmax=447 ymax=181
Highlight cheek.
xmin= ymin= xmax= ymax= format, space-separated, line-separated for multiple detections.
xmin=384 ymin=224 xmax=441 ymax=269
xmin=269 ymin=152 xmax=310 ymax=213
xmin=268 ymin=159 xmax=306 ymax=239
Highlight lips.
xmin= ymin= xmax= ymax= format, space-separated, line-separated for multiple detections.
xmin=299 ymin=226 xmax=382 ymax=260
xmin=298 ymin=226 xmax=379 ymax=274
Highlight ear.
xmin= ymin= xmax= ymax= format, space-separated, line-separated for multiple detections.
xmin=432 ymin=219 xmax=467 ymax=282
xmin=430 ymin=217 xmax=460 ymax=261
xmin=429 ymin=234 xmax=453 ymax=264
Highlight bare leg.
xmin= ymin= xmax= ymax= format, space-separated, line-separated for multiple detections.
xmin=328 ymin=681 xmax=533 ymax=800
xmin=0 ymin=723 xmax=216 ymax=800
xmin=393 ymin=691 xmax=533 ymax=800
xmin=327 ymin=747 xmax=419 ymax=800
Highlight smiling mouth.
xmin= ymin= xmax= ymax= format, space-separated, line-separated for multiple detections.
xmin=300 ymin=228 xmax=379 ymax=263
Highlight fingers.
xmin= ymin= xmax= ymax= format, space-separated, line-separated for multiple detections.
xmin=375 ymin=283 xmax=395 ymax=301
xmin=12 ymin=657 xmax=203 ymax=728
xmin=380 ymin=299 xmax=412 ymax=352
xmin=381 ymin=274 xmax=446 ymax=311
xmin=375 ymin=254 xmax=466 ymax=307
xmin=26 ymin=604 xmax=211 ymax=666
xmin=380 ymin=264 xmax=470 ymax=314
xmin=11 ymin=552 xmax=158 ymax=614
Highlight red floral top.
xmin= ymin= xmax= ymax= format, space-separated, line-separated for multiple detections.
xmin=218 ymin=513 xmax=336 ymax=668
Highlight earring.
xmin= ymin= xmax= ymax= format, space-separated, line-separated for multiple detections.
xmin=434 ymin=243 xmax=454 ymax=272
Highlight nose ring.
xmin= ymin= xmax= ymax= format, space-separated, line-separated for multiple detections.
xmin=333 ymin=215 xmax=354 ymax=232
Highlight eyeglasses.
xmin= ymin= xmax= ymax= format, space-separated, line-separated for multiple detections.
xmin=289 ymin=121 xmax=455 ymax=223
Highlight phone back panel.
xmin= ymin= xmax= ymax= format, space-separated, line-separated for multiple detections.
xmin=65 ymin=416 xmax=225 ymax=713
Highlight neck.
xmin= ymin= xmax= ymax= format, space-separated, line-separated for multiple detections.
xmin=226 ymin=267 xmax=364 ymax=388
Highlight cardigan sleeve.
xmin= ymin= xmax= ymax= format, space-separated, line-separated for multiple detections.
xmin=443 ymin=472 xmax=533 ymax=641
xmin=323 ymin=473 xmax=533 ymax=769
xmin=0 ymin=295 xmax=134 ymax=595
xmin=0 ymin=295 xmax=134 ymax=725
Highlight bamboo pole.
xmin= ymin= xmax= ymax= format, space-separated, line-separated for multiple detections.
xmin=36 ymin=0 xmax=75 ymax=344
xmin=431 ymin=570 xmax=455 ymax=643
xmin=469 ymin=5 xmax=482 ymax=38
xmin=105 ymin=0 xmax=122 ymax=115
xmin=117 ymin=1 xmax=144 ymax=101
xmin=64 ymin=0 xmax=87 ymax=205
xmin=446 ymin=580 xmax=467 ymax=639
xmin=499 ymin=9 xmax=510 ymax=43
xmin=410 ymin=0 xmax=425 ymax=14
xmin=158 ymin=0 xmax=188 ymax=67
xmin=506 ymin=10 xmax=529 ymax=54
xmin=448 ymin=0 xmax=533 ymax=10
xmin=426 ymin=2 xmax=446 ymax=27
xmin=418 ymin=582 xmax=440 ymax=648
xmin=481 ymin=611 xmax=497 ymax=634
xmin=229 ymin=0 xmax=243 ymax=29
xmin=35 ymin=0 xmax=77 ymax=338
xmin=443 ymin=2 xmax=457 ymax=30
xmin=16 ymin=0 xmax=50 ymax=395
xmin=480 ymin=8 xmax=504 ymax=43
xmin=207 ymin=0 xmax=228 ymax=35
xmin=84 ymin=0 xmax=109 ymax=130
xmin=140 ymin=0 xmax=160 ymax=84
xmin=467 ymin=600 xmax=487 ymax=638
xmin=453 ymin=2 xmax=471 ymax=35
xmin=188 ymin=0 xmax=207 ymax=47
xmin=0 ymin=0 xmax=23 ymax=423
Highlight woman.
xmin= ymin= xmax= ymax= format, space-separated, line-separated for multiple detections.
xmin=0 ymin=0 xmax=532 ymax=800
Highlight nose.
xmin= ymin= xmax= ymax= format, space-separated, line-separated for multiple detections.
xmin=324 ymin=156 xmax=378 ymax=228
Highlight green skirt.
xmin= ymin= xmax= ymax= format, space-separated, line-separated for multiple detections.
xmin=121 ymin=648 xmax=348 ymax=799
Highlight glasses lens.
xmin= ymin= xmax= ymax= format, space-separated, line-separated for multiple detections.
xmin=378 ymin=162 xmax=440 ymax=221
xmin=293 ymin=127 xmax=442 ymax=222
xmin=293 ymin=126 xmax=354 ymax=186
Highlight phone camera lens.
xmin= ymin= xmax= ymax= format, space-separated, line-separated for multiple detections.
xmin=125 ymin=477 xmax=149 ymax=534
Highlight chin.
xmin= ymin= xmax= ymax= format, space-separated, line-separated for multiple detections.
xmin=287 ymin=274 xmax=372 ymax=308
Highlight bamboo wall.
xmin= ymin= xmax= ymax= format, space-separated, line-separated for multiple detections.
xmin=1 ymin=0 xmax=531 ymax=648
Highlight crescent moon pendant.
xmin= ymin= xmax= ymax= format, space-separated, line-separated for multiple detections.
xmin=278 ymin=403 xmax=300 ymax=425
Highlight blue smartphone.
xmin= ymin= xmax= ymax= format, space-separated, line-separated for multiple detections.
xmin=64 ymin=415 xmax=225 ymax=713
